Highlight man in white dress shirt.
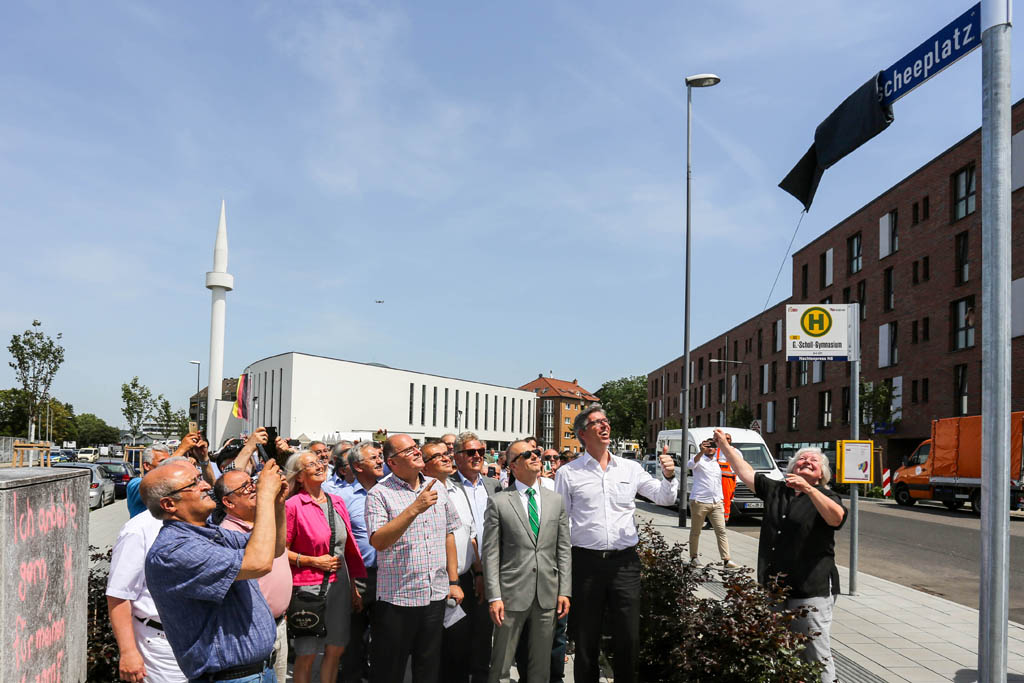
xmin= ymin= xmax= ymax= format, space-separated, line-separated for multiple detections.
xmin=688 ymin=437 xmax=738 ymax=567
xmin=554 ymin=405 xmax=678 ymax=683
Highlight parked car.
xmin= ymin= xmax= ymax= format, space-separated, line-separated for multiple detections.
xmin=52 ymin=463 xmax=116 ymax=509
xmin=49 ymin=449 xmax=75 ymax=463
xmin=76 ymin=447 xmax=99 ymax=462
xmin=96 ymin=459 xmax=138 ymax=499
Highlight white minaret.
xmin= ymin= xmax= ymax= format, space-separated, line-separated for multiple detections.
xmin=205 ymin=200 xmax=234 ymax=448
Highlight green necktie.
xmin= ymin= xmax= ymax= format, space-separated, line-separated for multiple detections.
xmin=526 ymin=488 xmax=539 ymax=538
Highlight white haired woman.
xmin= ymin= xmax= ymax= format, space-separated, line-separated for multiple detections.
xmin=713 ymin=430 xmax=847 ymax=683
xmin=284 ymin=451 xmax=366 ymax=683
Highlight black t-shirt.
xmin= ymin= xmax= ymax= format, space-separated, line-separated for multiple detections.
xmin=754 ymin=473 xmax=848 ymax=599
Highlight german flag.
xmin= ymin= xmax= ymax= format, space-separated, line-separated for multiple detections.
xmin=232 ymin=374 xmax=248 ymax=419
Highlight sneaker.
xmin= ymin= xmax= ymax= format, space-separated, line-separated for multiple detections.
xmin=689 ymin=557 xmax=702 ymax=566
xmin=723 ymin=560 xmax=740 ymax=569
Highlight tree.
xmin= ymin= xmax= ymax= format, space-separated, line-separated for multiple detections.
xmin=35 ymin=396 xmax=77 ymax=444
xmin=860 ymin=379 xmax=899 ymax=433
xmin=726 ymin=401 xmax=754 ymax=429
xmin=75 ymin=413 xmax=121 ymax=447
xmin=0 ymin=388 xmax=30 ymax=437
xmin=152 ymin=396 xmax=191 ymax=439
xmin=121 ymin=377 xmax=155 ymax=445
xmin=596 ymin=375 xmax=648 ymax=446
xmin=8 ymin=320 xmax=65 ymax=439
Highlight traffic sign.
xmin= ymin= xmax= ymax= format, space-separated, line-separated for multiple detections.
xmin=786 ymin=304 xmax=851 ymax=361
xmin=838 ymin=440 xmax=874 ymax=484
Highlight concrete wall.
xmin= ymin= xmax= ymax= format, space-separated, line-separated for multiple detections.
xmin=0 ymin=467 xmax=90 ymax=682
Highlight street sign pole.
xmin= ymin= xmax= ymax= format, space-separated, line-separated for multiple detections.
xmin=849 ymin=303 xmax=860 ymax=596
xmin=979 ymin=3 xmax=1012 ymax=681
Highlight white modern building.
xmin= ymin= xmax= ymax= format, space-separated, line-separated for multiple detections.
xmin=240 ymin=352 xmax=537 ymax=447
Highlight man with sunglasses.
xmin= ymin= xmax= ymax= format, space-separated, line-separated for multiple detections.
xmin=217 ymin=469 xmax=293 ymax=682
xmin=484 ymin=440 xmax=571 ymax=683
xmin=143 ymin=456 xmax=288 ymax=683
xmin=554 ymin=405 xmax=677 ymax=683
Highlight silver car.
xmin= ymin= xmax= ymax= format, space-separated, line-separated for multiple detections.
xmin=53 ymin=463 xmax=116 ymax=509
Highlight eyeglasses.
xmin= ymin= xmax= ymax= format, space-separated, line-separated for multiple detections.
xmin=225 ymin=479 xmax=256 ymax=497
xmin=458 ymin=448 xmax=485 ymax=457
xmin=302 ymin=461 xmax=327 ymax=473
xmin=514 ymin=449 xmax=543 ymax=462
xmin=165 ymin=476 xmax=204 ymax=497
xmin=393 ymin=445 xmax=421 ymax=459
xmin=423 ymin=452 xmax=451 ymax=464
xmin=586 ymin=418 xmax=610 ymax=429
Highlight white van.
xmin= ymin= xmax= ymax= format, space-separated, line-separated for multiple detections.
xmin=655 ymin=427 xmax=784 ymax=517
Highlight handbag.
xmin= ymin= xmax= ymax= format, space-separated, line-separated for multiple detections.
xmin=287 ymin=495 xmax=338 ymax=638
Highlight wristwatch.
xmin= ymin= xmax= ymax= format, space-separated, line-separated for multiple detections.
xmin=449 ymin=580 xmax=459 ymax=586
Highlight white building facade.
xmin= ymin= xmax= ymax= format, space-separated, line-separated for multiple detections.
xmin=241 ymin=352 xmax=537 ymax=447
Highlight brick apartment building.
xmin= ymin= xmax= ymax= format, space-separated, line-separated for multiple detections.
xmin=647 ymin=100 xmax=1024 ymax=471
xmin=520 ymin=375 xmax=599 ymax=453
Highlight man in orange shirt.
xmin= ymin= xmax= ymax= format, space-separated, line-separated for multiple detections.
xmin=718 ymin=434 xmax=737 ymax=523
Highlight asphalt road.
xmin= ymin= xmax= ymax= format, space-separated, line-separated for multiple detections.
xmin=715 ymin=495 xmax=1024 ymax=624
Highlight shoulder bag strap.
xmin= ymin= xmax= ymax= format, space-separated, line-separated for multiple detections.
xmin=318 ymin=496 xmax=339 ymax=598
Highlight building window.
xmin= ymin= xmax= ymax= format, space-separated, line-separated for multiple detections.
xmin=954 ymin=364 xmax=969 ymax=416
xmin=955 ymin=231 xmax=970 ymax=285
xmin=841 ymin=386 xmax=851 ymax=424
xmin=923 ymin=195 xmax=930 ymax=219
xmin=503 ymin=396 xmax=507 ymax=432
xmin=922 ymin=378 xmax=930 ymax=402
xmin=922 ymin=256 xmax=930 ymax=281
xmin=798 ymin=361 xmax=809 ymax=387
xmin=912 ymin=201 xmax=919 ymax=225
xmin=421 ymin=385 xmax=427 ymax=426
xmin=444 ymin=388 xmax=449 ymax=427
xmin=889 ymin=209 xmax=898 ymax=252
xmin=819 ymin=391 xmax=832 ymax=428
xmin=785 ymin=362 xmax=792 ymax=389
xmin=953 ymin=165 xmax=977 ymax=220
xmin=848 ymin=232 xmax=862 ymax=274
xmin=757 ymin=330 xmax=763 ymax=359
xmin=879 ymin=322 xmax=899 ymax=367
xmin=819 ymin=249 xmax=834 ymax=289
xmin=409 ymin=383 xmax=415 ymax=424
xmin=455 ymin=390 xmax=460 ymax=429
xmin=788 ymin=397 xmax=799 ymax=431
xmin=801 ymin=264 xmax=809 ymax=299
xmin=812 ymin=360 xmax=824 ymax=384
xmin=770 ymin=361 xmax=777 ymax=392
xmin=857 ymin=280 xmax=867 ymax=320
xmin=911 ymin=319 xmax=919 ymax=344
xmin=883 ymin=267 xmax=895 ymax=311
xmin=433 ymin=387 xmax=438 ymax=427
xmin=475 ymin=393 xmax=480 ymax=429
xmin=952 ymin=297 xmax=976 ymax=350
xmin=922 ymin=316 xmax=930 ymax=341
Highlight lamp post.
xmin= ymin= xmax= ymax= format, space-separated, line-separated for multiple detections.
xmin=678 ymin=72 xmax=721 ymax=529
xmin=189 ymin=360 xmax=201 ymax=429
xmin=709 ymin=358 xmax=752 ymax=423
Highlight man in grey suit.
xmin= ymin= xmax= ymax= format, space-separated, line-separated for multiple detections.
xmin=483 ymin=440 xmax=571 ymax=683
xmin=450 ymin=431 xmax=500 ymax=683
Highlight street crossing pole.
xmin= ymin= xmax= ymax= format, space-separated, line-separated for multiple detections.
xmin=979 ymin=2 xmax=1012 ymax=680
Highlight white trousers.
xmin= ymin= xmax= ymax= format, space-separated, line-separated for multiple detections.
xmin=133 ymin=619 xmax=187 ymax=683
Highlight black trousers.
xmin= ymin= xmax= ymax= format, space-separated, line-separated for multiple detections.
xmin=340 ymin=567 xmax=376 ymax=683
xmin=370 ymin=599 xmax=444 ymax=683
xmin=569 ymin=546 xmax=641 ymax=683
xmin=440 ymin=570 xmax=492 ymax=683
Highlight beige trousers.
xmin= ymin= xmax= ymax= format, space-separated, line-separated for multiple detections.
xmin=689 ymin=500 xmax=731 ymax=561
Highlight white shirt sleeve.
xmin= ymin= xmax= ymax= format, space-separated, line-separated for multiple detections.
xmin=106 ymin=524 xmax=146 ymax=601
xmin=635 ymin=460 xmax=679 ymax=506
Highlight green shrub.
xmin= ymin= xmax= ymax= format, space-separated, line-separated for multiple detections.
xmin=637 ymin=524 xmax=823 ymax=682
xmin=88 ymin=546 xmax=119 ymax=681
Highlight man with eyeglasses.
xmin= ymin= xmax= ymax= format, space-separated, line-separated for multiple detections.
xmin=449 ymin=431 xmax=500 ymax=682
xmin=366 ymin=433 xmax=464 ymax=683
xmin=337 ymin=441 xmax=384 ymax=683
xmin=484 ymin=440 xmax=571 ymax=683
xmin=321 ymin=440 xmax=353 ymax=496
xmin=217 ymin=469 xmax=293 ymax=682
xmin=422 ymin=439 xmax=484 ymax=683
xmin=142 ymin=455 xmax=288 ymax=683
xmin=554 ymin=405 xmax=677 ymax=683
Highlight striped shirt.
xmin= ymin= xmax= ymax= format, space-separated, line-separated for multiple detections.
xmin=366 ymin=473 xmax=461 ymax=606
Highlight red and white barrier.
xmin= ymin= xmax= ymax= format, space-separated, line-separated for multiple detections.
xmin=882 ymin=468 xmax=891 ymax=497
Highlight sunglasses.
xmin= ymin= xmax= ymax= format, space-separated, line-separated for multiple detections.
xmin=424 ymin=452 xmax=452 ymax=464
xmin=458 ymin=448 xmax=485 ymax=457
xmin=514 ymin=448 xmax=543 ymax=462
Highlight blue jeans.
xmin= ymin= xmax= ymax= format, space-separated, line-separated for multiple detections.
xmin=191 ymin=665 xmax=276 ymax=683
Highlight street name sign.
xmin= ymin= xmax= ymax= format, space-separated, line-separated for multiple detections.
xmin=838 ymin=440 xmax=874 ymax=484
xmin=786 ymin=304 xmax=851 ymax=361
xmin=881 ymin=3 xmax=981 ymax=106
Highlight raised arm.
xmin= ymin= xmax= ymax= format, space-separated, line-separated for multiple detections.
xmin=714 ymin=429 xmax=755 ymax=490
xmin=369 ymin=480 xmax=437 ymax=551
xmin=238 ymin=459 xmax=285 ymax=580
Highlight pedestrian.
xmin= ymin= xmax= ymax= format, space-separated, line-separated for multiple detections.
xmin=106 ymin=459 xmax=188 ymax=683
xmin=484 ymin=440 xmax=571 ymax=683
xmin=126 ymin=444 xmax=171 ymax=517
xmin=285 ymin=451 xmax=367 ymax=683
xmin=338 ymin=441 xmax=385 ymax=683
xmin=714 ymin=430 xmax=846 ymax=683
xmin=142 ymin=457 xmax=287 ymax=682
xmin=217 ymin=469 xmax=294 ymax=683
xmin=554 ymin=405 xmax=678 ymax=683
xmin=323 ymin=441 xmax=354 ymax=496
xmin=366 ymin=433 xmax=464 ymax=683
xmin=719 ymin=433 xmax=737 ymax=523
xmin=422 ymin=439 xmax=483 ymax=683
xmin=687 ymin=437 xmax=738 ymax=568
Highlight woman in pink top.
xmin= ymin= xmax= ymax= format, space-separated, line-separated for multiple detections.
xmin=285 ymin=451 xmax=367 ymax=683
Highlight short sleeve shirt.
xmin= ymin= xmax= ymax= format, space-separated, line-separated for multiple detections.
xmin=105 ymin=511 xmax=165 ymax=620
xmin=366 ymin=474 xmax=461 ymax=606
xmin=145 ymin=521 xmax=276 ymax=680
xmin=754 ymin=473 xmax=848 ymax=599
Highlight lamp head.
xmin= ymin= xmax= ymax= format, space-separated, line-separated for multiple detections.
xmin=189 ymin=360 xmax=201 ymax=365
xmin=685 ymin=73 xmax=721 ymax=88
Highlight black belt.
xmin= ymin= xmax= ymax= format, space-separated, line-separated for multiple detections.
xmin=572 ymin=545 xmax=636 ymax=560
xmin=196 ymin=653 xmax=276 ymax=682
xmin=135 ymin=615 xmax=163 ymax=632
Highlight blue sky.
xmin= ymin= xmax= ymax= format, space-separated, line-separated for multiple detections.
xmin=1 ymin=1 xmax=1018 ymax=429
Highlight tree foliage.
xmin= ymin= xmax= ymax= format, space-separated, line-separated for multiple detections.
xmin=726 ymin=401 xmax=755 ymax=429
xmin=0 ymin=388 xmax=30 ymax=437
xmin=7 ymin=320 xmax=65 ymax=438
xmin=860 ymin=379 xmax=899 ymax=432
xmin=153 ymin=396 xmax=191 ymax=439
xmin=595 ymin=375 xmax=648 ymax=446
xmin=75 ymin=413 xmax=121 ymax=447
xmin=121 ymin=377 xmax=155 ymax=443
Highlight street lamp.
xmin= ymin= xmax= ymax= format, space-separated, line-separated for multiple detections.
xmin=709 ymin=358 xmax=752 ymax=424
xmin=189 ymin=360 xmax=201 ymax=428
xmin=679 ymin=73 xmax=720 ymax=529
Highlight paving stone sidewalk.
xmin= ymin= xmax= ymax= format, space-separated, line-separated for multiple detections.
xmin=637 ymin=505 xmax=1024 ymax=683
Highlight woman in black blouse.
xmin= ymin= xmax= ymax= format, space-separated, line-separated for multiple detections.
xmin=713 ymin=429 xmax=846 ymax=683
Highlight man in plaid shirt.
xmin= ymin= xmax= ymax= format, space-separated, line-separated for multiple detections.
xmin=367 ymin=433 xmax=464 ymax=683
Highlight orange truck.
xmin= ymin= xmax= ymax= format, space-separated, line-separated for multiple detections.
xmin=892 ymin=412 xmax=1024 ymax=514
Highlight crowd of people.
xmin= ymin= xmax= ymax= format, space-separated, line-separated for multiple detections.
xmin=105 ymin=405 xmax=845 ymax=683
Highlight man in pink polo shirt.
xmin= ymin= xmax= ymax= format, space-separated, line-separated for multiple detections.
xmin=216 ymin=469 xmax=293 ymax=682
